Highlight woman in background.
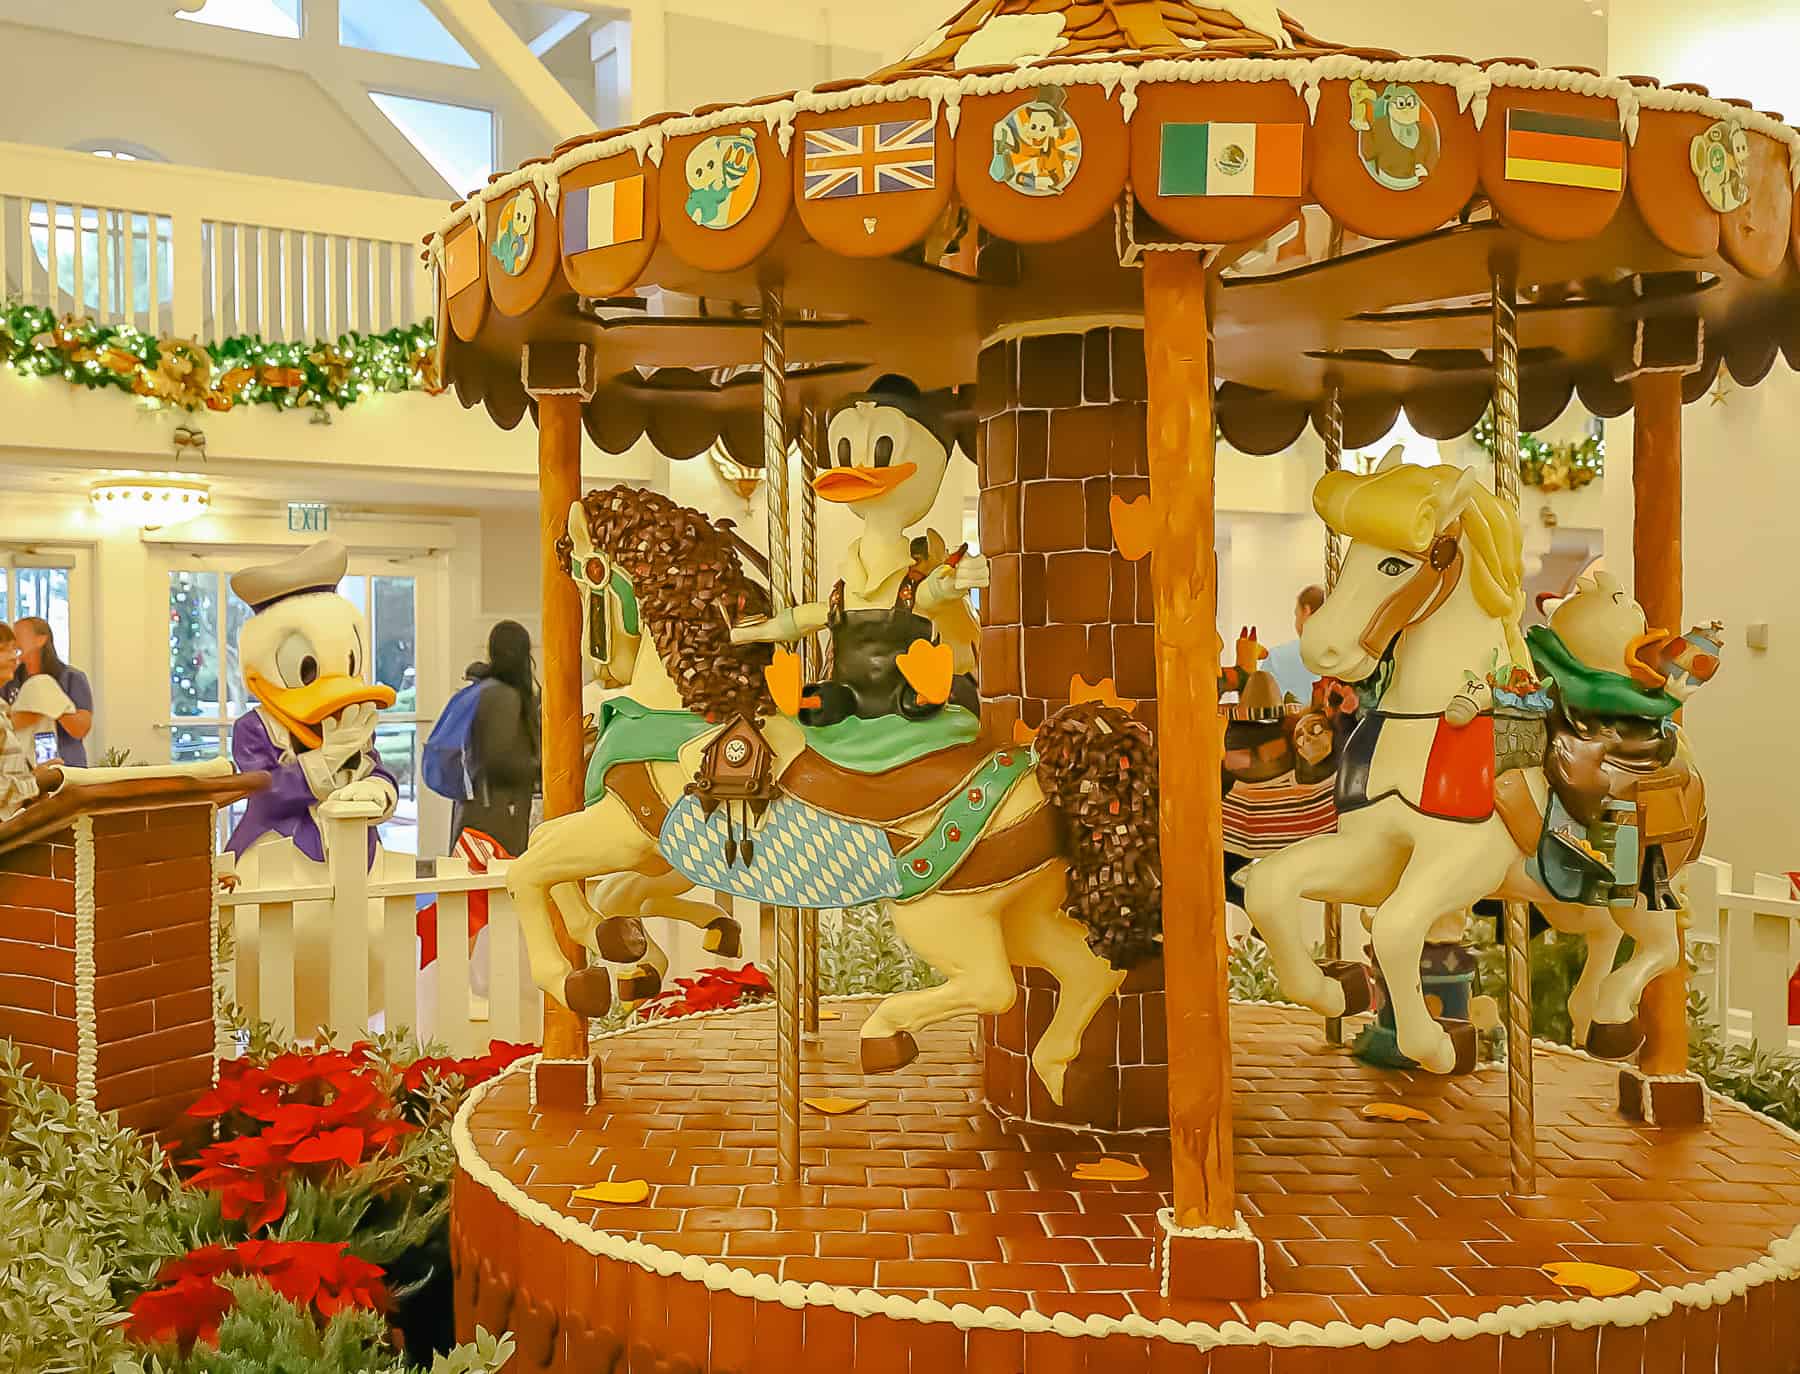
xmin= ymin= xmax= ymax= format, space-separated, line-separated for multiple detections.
xmin=0 ymin=624 xmax=40 ymax=823
xmin=451 ymin=620 xmax=541 ymax=856
xmin=3 ymin=617 xmax=94 ymax=767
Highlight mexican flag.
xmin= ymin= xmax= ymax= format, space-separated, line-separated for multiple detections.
xmin=1159 ymin=122 xmax=1303 ymax=198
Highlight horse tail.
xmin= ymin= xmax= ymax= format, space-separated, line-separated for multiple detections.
xmin=1032 ymin=701 xmax=1161 ymax=971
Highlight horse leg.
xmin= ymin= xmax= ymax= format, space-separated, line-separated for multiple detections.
xmin=504 ymin=796 xmax=652 ymax=1017
xmin=1588 ymin=898 xmax=1681 ymax=1057
xmin=1372 ymin=833 xmax=1512 ymax=1074
xmin=860 ymin=889 xmax=1015 ymax=1075
xmin=994 ymin=864 xmax=1125 ymax=1106
xmin=1244 ymin=829 xmax=1404 ymax=1016
xmin=1535 ymin=900 xmax=1621 ymax=1047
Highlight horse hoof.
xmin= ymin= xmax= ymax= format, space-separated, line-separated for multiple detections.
xmin=1441 ymin=1018 xmax=1480 ymax=1076
xmin=562 ymin=967 xmax=614 ymax=1020
xmin=595 ymin=916 xmax=649 ymax=964
xmin=702 ymin=917 xmax=742 ymax=959
xmin=1319 ymin=960 xmax=1373 ymax=1017
xmin=860 ymin=1031 xmax=919 ymax=1075
xmin=617 ymin=965 xmax=663 ymax=1004
xmin=1587 ymin=1019 xmax=1645 ymax=1061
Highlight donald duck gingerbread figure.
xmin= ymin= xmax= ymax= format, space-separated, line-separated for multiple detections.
xmin=732 ymin=375 xmax=986 ymax=724
xmin=224 ymin=539 xmax=398 ymax=870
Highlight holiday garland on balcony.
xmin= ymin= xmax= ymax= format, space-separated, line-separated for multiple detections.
xmin=0 ymin=299 xmax=442 ymax=416
xmin=1472 ymin=406 xmax=1606 ymax=493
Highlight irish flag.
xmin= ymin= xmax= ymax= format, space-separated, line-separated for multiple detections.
xmin=1504 ymin=110 xmax=1625 ymax=191
xmin=1159 ymin=123 xmax=1303 ymax=198
xmin=562 ymin=175 xmax=647 ymax=255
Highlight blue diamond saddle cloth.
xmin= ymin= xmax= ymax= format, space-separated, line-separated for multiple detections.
xmin=656 ymin=746 xmax=1035 ymax=909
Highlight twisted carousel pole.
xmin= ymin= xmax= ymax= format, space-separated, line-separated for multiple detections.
xmin=762 ymin=282 xmax=803 ymax=1184
xmin=1321 ymin=387 xmax=1345 ymax=1049
xmin=1491 ymin=265 xmax=1537 ymax=1198
xmin=797 ymin=403 xmax=823 ymax=1039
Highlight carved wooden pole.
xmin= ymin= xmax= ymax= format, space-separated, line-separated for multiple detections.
xmin=762 ymin=284 xmax=803 ymax=1183
xmin=1491 ymin=268 xmax=1537 ymax=1197
xmin=1143 ymin=252 xmax=1236 ymax=1232
xmin=1321 ymin=387 xmax=1344 ymax=1048
xmin=797 ymin=403 xmax=823 ymax=1038
xmin=1632 ymin=370 xmax=1689 ymax=1081
xmin=526 ymin=343 xmax=594 ymax=1067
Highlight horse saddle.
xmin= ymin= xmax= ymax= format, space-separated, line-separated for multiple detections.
xmin=781 ymin=734 xmax=995 ymax=825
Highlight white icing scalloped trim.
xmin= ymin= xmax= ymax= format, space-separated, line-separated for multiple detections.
xmin=73 ymin=815 xmax=97 ymax=1108
xmin=452 ymin=997 xmax=1800 ymax=1353
xmin=1158 ymin=1208 xmax=1266 ymax=1300
xmin=425 ymin=55 xmax=1800 ymax=250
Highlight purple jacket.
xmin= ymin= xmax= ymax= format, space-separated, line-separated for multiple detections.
xmin=224 ymin=711 xmax=395 ymax=867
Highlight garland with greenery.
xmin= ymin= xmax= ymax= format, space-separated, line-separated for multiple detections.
xmin=1472 ymin=406 xmax=1605 ymax=493
xmin=0 ymin=300 xmax=440 ymax=417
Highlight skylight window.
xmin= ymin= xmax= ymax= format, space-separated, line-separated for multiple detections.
xmin=341 ymin=0 xmax=476 ymax=68
xmin=175 ymin=0 xmax=301 ymax=39
xmin=368 ymin=93 xmax=495 ymax=195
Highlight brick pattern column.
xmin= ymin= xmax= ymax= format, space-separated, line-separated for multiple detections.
xmin=0 ymin=802 xmax=219 ymax=1140
xmin=977 ymin=327 xmax=1157 ymax=737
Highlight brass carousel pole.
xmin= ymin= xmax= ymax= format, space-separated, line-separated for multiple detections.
xmin=1491 ymin=265 xmax=1537 ymax=1197
xmin=797 ymin=403 xmax=822 ymax=1040
xmin=762 ymin=282 xmax=803 ymax=1184
xmin=1321 ymin=386 xmax=1345 ymax=1049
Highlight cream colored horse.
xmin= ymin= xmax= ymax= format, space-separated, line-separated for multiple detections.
xmin=1244 ymin=458 xmax=1684 ymax=1073
xmin=507 ymin=491 xmax=1146 ymax=1103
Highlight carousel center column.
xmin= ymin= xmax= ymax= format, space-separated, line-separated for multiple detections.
xmin=525 ymin=341 xmax=603 ymax=1109
xmin=1142 ymin=250 xmax=1261 ymax=1302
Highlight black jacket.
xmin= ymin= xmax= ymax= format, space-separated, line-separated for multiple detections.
xmin=450 ymin=663 xmax=539 ymax=855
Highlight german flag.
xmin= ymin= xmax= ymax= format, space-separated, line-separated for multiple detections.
xmin=1504 ymin=109 xmax=1625 ymax=191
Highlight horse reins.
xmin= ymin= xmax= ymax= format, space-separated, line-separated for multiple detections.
xmin=1356 ymin=523 xmax=1465 ymax=660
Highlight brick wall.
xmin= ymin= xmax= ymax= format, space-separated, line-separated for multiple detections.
xmin=0 ymin=802 xmax=218 ymax=1139
xmin=977 ymin=327 xmax=1159 ymax=738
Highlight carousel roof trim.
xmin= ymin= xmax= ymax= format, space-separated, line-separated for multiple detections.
xmin=423 ymin=51 xmax=1800 ymax=259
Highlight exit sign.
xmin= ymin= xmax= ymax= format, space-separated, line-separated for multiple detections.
xmin=288 ymin=502 xmax=329 ymax=534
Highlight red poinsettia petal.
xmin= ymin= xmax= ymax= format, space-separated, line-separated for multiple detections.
xmin=126 ymin=1274 xmax=235 ymax=1350
xmin=286 ymin=1125 xmax=366 ymax=1169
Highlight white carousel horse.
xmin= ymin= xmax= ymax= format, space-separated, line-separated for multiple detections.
xmin=506 ymin=487 xmax=1159 ymax=1103
xmin=1244 ymin=457 xmax=1698 ymax=1074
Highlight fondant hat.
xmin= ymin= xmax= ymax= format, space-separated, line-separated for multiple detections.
xmin=828 ymin=374 xmax=959 ymax=454
xmin=231 ymin=539 xmax=349 ymax=611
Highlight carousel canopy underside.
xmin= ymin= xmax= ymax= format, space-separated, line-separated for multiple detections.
xmin=433 ymin=1 xmax=1800 ymax=464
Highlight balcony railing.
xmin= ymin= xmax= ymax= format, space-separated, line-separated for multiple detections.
xmin=0 ymin=140 xmax=437 ymax=342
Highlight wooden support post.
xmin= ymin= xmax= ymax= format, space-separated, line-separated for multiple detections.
xmin=525 ymin=343 xmax=597 ymax=1090
xmin=1625 ymin=370 xmax=1704 ymax=1123
xmin=1321 ymin=387 xmax=1345 ymax=1049
xmin=1143 ymin=251 xmax=1259 ymax=1300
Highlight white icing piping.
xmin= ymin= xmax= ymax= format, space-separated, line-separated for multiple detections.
xmin=73 ymin=815 xmax=97 ymax=1109
xmin=424 ymin=56 xmax=1800 ymax=251
xmin=451 ymin=998 xmax=1800 ymax=1353
xmin=1157 ymin=1209 xmax=1266 ymax=1301
xmin=210 ymin=804 xmax=228 ymax=1078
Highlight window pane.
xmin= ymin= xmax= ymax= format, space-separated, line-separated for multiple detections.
xmin=169 ymin=571 xmax=223 ymax=719
xmin=14 ymin=568 xmax=72 ymax=659
xmin=368 ymin=93 xmax=494 ymax=194
xmin=372 ymin=576 xmax=416 ymax=707
xmin=171 ymin=724 xmax=225 ymax=763
xmin=341 ymin=0 xmax=475 ymax=67
xmin=225 ymin=589 xmax=255 ymax=717
xmin=375 ymin=723 xmax=419 ymax=856
xmin=176 ymin=0 xmax=301 ymax=38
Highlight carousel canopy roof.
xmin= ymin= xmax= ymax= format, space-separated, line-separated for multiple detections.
xmin=430 ymin=0 xmax=1800 ymax=462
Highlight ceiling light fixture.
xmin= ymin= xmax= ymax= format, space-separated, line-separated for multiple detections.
xmin=88 ymin=473 xmax=212 ymax=530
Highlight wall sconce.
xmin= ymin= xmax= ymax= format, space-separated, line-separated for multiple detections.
xmin=89 ymin=473 xmax=212 ymax=530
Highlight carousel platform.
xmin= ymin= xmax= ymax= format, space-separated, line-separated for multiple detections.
xmin=450 ymin=1000 xmax=1800 ymax=1373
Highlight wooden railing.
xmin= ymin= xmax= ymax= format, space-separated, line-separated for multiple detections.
xmin=0 ymin=141 xmax=435 ymax=342
xmin=1684 ymin=857 xmax=1800 ymax=1054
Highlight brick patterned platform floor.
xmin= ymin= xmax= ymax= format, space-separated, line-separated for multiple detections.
xmin=459 ymin=1000 xmax=1800 ymax=1335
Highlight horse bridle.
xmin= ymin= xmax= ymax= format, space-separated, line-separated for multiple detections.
xmin=1356 ymin=523 xmax=1465 ymax=660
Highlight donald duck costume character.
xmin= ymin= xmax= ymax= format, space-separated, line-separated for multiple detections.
xmin=224 ymin=540 xmax=398 ymax=869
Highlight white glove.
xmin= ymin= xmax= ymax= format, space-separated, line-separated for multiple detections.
xmin=327 ymin=776 xmax=396 ymax=816
xmin=921 ymin=556 xmax=989 ymax=606
xmin=321 ymin=703 xmax=378 ymax=773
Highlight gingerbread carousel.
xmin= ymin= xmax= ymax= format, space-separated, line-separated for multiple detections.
xmin=427 ymin=2 xmax=1800 ymax=1369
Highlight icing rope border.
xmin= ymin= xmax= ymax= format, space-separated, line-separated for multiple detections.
xmin=73 ymin=815 xmax=97 ymax=1109
xmin=426 ymin=55 xmax=1800 ymax=266
xmin=451 ymin=998 xmax=1800 ymax=1353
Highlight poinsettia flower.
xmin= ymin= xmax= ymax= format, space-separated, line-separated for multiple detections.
xmin=126 ymin=1240 xmax=392 ymax=1352
xmin=285 ymin=1125 xmax=366 ymax=1169
xmin=126 ymin=1273 xmax=235 ymax=1349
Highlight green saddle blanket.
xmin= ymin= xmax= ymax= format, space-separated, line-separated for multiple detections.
xmin=797 ymin=705 xmax=982 ymax=774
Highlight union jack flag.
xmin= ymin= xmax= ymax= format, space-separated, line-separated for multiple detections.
xmin=802 ymin=120 xmax=937 ymax=201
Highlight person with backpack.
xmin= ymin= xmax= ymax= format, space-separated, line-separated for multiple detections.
xmin=425 ymin=621 xmax=542 ymax=856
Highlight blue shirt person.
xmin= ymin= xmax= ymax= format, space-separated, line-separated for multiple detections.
xmin=1262 ymin=585 xmax=1327 ymax=704
xmin=2 ymin=617 xmax=94 ymax=768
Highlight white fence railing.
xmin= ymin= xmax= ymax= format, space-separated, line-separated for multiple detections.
xmin=0 ymin=141 xmax=436 ymax=342
xmin=1685 ymin=857 xmax=1800 ymax=1054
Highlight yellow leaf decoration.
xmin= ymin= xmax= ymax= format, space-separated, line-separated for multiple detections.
xmin=818 ymin=1008 xmax=842 ymax=1021
xmin=1072 ymin=1158 xmax=1149 ymax=1183
xmin=1360 ymin=1102 xmax=1434 ymax=1124
xmin=572 ymin=1179 xmax=651 ymax=1206
xmin=804 ymin=1096 xmax=869 ymax=1115
xmin=1069 ymin=674 xmax=1137 ymax=714
xmin=896 ymin=639 xmax=955 ymax=705
xmin=1109 ymin=494 xmax=1155 ymax=562
xmin=1011 ymin=719 xmax=1039 ymax=747
xmin=1542 ymin=1262 xmax=1643 ymax=1298
xmin=763 ymin=649 xmax=805 ymax=717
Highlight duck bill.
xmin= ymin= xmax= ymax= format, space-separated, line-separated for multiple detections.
xmin=246 ymin=671 xmax=396 ymax=749
xmin=812 ymin=462 xmax=918 ymax=504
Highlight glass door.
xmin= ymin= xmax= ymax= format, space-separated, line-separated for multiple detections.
xmin=0 ymin=547 xmax=90 ymax=762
